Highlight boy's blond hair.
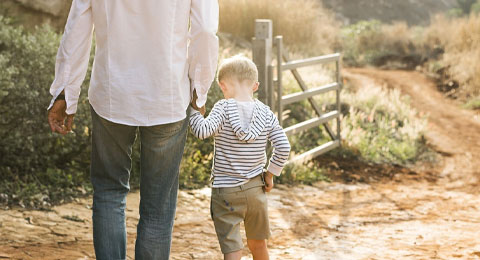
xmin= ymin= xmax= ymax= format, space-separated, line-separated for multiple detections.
xmin=217 ymin=55 xmax=258 ymax=84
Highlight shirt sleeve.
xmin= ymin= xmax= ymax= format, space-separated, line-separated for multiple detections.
xmin=188 ymin=0 xmax=219 ymax=108
xmin=189 ymin=100 xmax=226 ymax=140
xmin=266 ymin=112 xmax=291 ymax=176
xmin=47 ymin=0 xmax=94 ymax=114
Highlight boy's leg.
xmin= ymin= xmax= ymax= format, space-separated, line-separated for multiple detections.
xmin=247 ymin=239 xmax=269 ymax=260
xmin=90 ymin=106 xmax=137 ymax=260
xmin=211 ymin=188 xmax=247 ymax=257
xmin=244 ymin=183 xmax=271 ymax=260
xmin=134 ymin=117 xmax=188 ymax=260
xmin=224 ymin=250 xmax=243 ymax=260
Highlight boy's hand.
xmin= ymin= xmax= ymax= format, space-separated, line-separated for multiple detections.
xmin=264 ymin=171 xmax=274 ymax=192
xmin=191 ymin=89 xmax=206 ymax=115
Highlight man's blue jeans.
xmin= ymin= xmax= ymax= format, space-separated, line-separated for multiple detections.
xmin=90 ymin=106 xmax=188 ymax=260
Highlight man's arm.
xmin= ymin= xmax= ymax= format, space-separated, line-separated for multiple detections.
xmin=189 ymin=101 xmax=226 ymax=140
xmin=48 ymin=0 xmax=93 ymax=134
xmin=188 ymin=0 xmax=219 ymax=109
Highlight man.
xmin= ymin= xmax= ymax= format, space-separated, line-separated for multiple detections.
xmin=47 ymin=0 xmax=218 ymax=259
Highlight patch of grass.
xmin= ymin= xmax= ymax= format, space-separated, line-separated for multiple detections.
xmin=463 ymin=97 xmax=480 ymax=110
xmin=276 ymin=162 xmax=330 ymax=185
xmin=341 ymin=82 xmax=428 ymax=165
xmin=61 ymin=215 xmax=85 ymax=223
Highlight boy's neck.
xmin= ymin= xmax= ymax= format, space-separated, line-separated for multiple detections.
xmin=232 ymin=86 xmax=254 ymax=102
xmin=233 ymin=95 xmax=254 ymax=102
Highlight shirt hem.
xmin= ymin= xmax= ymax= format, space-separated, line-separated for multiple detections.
xmin=211 ymin=172 xmax=263 ymax=188
xmin=89 ymin=101 xmax=187 ymax=126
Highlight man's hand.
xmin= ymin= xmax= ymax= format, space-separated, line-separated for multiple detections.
xmin=48 ymin=100 xmax=75 ymax=135
xmin=191 ymin=89 xmax=206 ymax=116
xmin=264 ymin=171 xmax=274 ymax=192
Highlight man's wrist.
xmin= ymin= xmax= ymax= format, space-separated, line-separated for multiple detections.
xmin=55 ymin=94 xmax=65 ymax=101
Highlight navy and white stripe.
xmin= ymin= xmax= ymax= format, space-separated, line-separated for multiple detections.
xmin=189 ymin=98 xmax=291 ymax=188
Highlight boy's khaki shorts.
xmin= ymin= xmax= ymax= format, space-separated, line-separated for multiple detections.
xmin=211 ymin=174 xmax=271 ymax=254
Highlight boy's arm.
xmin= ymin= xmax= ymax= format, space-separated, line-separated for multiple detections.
xmin=189 ymin=101 xmax=226 ymax=139
xmin=266 ymin=112 xmax=291 ymax=176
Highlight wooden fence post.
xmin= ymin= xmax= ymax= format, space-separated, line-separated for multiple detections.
xmin=275 ymin=36 xmax=283 ymax=126
xmin=336 ymin=59 xmax=342 ymax=145
xmin=252 ymin=19 xmax=273 ymax=107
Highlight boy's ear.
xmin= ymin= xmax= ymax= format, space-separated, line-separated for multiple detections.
xmin=252 ymin=82 xmax=259 ymax=92
xmin=218 ymin=81 xmax=227 ymax=92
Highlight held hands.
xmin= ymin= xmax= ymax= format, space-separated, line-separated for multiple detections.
xmin=191 ymin=89 xmax=206 ymax=116
xmin=48 ymin=99 xmax=75 ymax=135
xmin=264 ymin=171 xmax=274 ymax=192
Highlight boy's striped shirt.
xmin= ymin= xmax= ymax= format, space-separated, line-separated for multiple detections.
xmin=189 ymin=99 xmax=291 ymax=188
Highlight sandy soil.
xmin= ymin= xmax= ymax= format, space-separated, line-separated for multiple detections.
xmin=1 ymin=68 xmax=480 ymax=260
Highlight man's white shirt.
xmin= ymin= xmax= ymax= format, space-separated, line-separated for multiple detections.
xmin=48 ymin=0 xmax=219 ymax=126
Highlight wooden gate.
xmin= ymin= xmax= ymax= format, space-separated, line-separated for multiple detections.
xmin=252 ymin=20 xmax=342 ymax=164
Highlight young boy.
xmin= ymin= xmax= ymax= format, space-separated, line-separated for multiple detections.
xmin=189 ymin=55 xmax=291 ymax=260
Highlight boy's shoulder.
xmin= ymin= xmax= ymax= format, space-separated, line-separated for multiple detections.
xmin=254 ymin=99 xmax=272 ymax=111
xmin=213 ymin=98 xmax=229 ymax=107
xmin=211 ymin=99 xmax=229 ymax=112
xmin=254 ymin=99 xmax=276 ymax=121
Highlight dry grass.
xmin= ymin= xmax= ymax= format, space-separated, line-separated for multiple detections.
xmin=219 ymin=0 xmax=340 ymax=54
xmin=381 ymin=22 xmax=420 ymax=53
xmin=424 ymin=14 xmax=480 ymax=97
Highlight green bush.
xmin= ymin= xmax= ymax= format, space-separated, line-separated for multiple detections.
xmin=341 ymin=20 xmax=384 ymax=66
xmin=471 ymin=1 xmax=480 ymax=14
xmin=0 ymin=16 xmax=93 ymax=207
xmin=458 ymin=0 xmax=477 ymax=13
xmin=444 ymin=1 xmax=480 ymax=16
xmin=447 ymin=8 xmax=465 ymax=18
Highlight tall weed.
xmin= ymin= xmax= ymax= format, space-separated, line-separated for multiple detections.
xmin=219 ymin=0 xmax=340 ymax=54
xmin=424 ymin=14 xmax=480 ymax=97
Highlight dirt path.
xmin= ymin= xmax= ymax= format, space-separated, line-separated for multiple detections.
xmin=345 ymin=68 xmax=480 ymax=187
xmin=1 ymin=68 xmax=480 ymax=260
